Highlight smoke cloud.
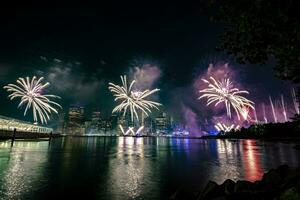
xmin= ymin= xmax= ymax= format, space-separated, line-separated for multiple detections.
xmin=38 ymin=58 xmax=105 ymax=105
xmin=128 ymin=59 xmax=162 ymax=90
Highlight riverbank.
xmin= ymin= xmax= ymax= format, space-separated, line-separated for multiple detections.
xmin=171 ymin=164 xmax=300 ymax=200
xmin=202 ymin=121 xmax=300 ymax=140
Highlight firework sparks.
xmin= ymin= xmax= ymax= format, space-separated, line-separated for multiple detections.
xmin=280 ymin=95 xmax=288 ymax=122
xmin=253 ymin=107 xmax=258 ymax=124
xmin=4 ymin=76 xmax=61 ymax=124
xmin=214 ymin=122 xmax=240 ymax=132
xmin=199 ymin=76 xmax=254 ymax=120
xmin=119 ymin=125 xmax=144 ymax=136
xmin=240 ymin=106 xmax=251 ymax=121
xmin=262 ymin=103 xmax=268 ymax=123
xmin=109 ymin=75 xmax=161 ymax=122
xmin=291 ymin=88 xmax=299 ymax=115
xmin=269 ymin=96 xmax=277 ymax=123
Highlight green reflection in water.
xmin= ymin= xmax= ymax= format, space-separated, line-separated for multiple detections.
xmin=0 ymin=141 xmax=49 ymax=199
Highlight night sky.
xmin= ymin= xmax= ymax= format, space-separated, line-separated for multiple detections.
xmin=0 ymin=2 xmax=293 ymax=130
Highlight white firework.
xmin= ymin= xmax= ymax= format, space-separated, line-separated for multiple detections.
xmin=109 ymin=75 xmax=161 ymax=122
xmin=119 ymin=125 xmax=144 ymax=136
xmin=199 ymin=76 xmax=254 ymax=120
xmin=291 ymin=88 xmax=299 ymax=115
xmin=4 ymin=76 xmax=61 ymax=124
xmin=215 ymin=122 xmax=240 ymax=132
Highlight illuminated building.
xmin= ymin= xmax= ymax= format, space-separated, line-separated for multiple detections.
xmin=57 ymin=112 xmax=66 ymax=134
xmin=0 ymin=115 xmax=53 ymax=133
xmin=84 ymin=120 xmax=92 ymax=134
xmin=91 ymin=111 xmax=101 ymax=128
xmin=67 ymin=106 xmax=85 ymax=135
xmin=143 ymin=116 xmax=155 ymax=134
xmin=99 ymin=115 xmax=117 ymax=131
xmin=69 ymin=106 xmax=84 ymax=123
xmin=117 ymin=116 xmax=126 ymax=135
xmin=155 ymin=112 xmax=171 ymax=134
xmin=90 ymin=111 xmax=102 ymax=134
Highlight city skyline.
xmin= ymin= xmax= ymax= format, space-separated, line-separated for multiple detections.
xmin=0 ymin=2 xmax=299 ymax=200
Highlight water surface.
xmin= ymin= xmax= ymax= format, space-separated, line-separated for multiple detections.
xmin=0 ymin=137 xmax=299 ymax=200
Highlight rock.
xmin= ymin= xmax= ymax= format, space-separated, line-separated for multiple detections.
xmin=275 ymin=164 xmax=289 ymax=179
xmin=234 ymin=180 xmax=256 ymax=193
xmin=282 ymin=168 xmax=300 ymax=190
xmin=279 ymin=187 xmax=300 ymax=200
xmin=193 ymin=165 xmax=300 ymax=200
xmin=197 ymin=181 xmax=224 ymax=200
xmin=294 ymin=145 xmax=300 ymax=151
xmin=169 ymin=187 xmax=196 ymax=200
xmin=169 ymin=189 xmax=180 ymax=200
xmin=261 ymin=169 xmax=282 ymax=188
xmin=220 ymin=179 xmax=235 ymax=195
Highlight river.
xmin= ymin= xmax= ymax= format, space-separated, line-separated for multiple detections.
xmin=0 ymin=137 xmax=299 ymax=199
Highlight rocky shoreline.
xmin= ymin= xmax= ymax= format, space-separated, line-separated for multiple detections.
xmin=171 ymin=164 xmax=300 ymax=200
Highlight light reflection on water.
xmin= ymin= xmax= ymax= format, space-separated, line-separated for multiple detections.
xmin=0 ymin=137 xmax=299 ymax=200
xmin=0 ymin=141 xmax=48 ymax=200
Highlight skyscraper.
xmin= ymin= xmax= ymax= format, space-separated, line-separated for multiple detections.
xmin=67 ymin=106 xmax=85 ymax=135
xmin=155 ymin=112 xmax=171 ymax=134
xmin=57 ymin=112 xmax=66 ymax=134
xmin=91 ymin=111 xmax=101 ymax=132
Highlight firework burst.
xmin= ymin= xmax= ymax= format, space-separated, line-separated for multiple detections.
xmin=214 ymin=122 xmax=240 ymax=132
xmin=4 ymin=76 xmax=61 ymax=124
xmin=119 ymin=125 xmax=144 ymax=136
xmin=109 ymin=75 xmax=161 ymax=122
xmin=199 ymin=76 xmax=254 ymax=120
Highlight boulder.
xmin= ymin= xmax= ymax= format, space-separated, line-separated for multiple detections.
xmin=261 ymin=169 xmax=282 ymax=188
xmin=197 ymin=181 xmax=224 ymax=200
xmin=275 ymin=164 xmax=289 ymax=179
xmin=294 ymin=145 xmax=300 ymax=151
xmin=282 ymin=168 xmax=300 ymax=190
xmin=234 ymin=180 xmax=256 ymax=193
xmin=220 ymin=179 xmax=235 ymax=195
xmin=279 ymin=187 xmax=300 ymax=200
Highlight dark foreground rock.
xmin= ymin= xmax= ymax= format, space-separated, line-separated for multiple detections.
xmin=294 ymin=145 xmax=300 ymax=151
xmin=170 ymin=164 xmax=300 ymax=200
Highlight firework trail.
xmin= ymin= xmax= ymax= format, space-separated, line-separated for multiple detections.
xmin=291 ymin=88 xmax=299 ymax=114
xmin=240 ymin=106 xmax=251 ymax=121
xmin=253 ymin=107 xmax=258 ymax=123
xmin=199 ymin=76 xmax=254 ymax=120
xmin=4 ymin=76 xmax=61 ymax=124
xmin=109 ymin=75 xmax=161 ymax=122
xmin=262 ymin=103 xmax=268 ymax=123
xmin=280 ymin=95 xmax=288 ymax=122
xmin=269 ymin=96 xmax=277 ymax=123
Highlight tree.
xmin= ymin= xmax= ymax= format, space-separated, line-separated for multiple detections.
xmin=206 ymin=0 xmax=300 ymax=84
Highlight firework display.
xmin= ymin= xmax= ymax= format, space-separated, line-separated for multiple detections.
xmin=119 ymin=125 xmax=144 ymax=136
xmin=4 ymin=76 xmax=61 ymax=124
xmin=0 ymin=63 xmax=298 ymax=136
xmin=109 ymin=75 xmax=161 ymax=122
xmin=214 ymin=122 xmax=240 ymax=132
xmin=199 ymin=76 xmax=254 ymax=120
xmin=280 ymin=95 xmax=288 ymax=122
xmin=269 ymin=96 xmax=277 ymax=123
xmin=291 ymin=88 xmax=300 ymax=115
